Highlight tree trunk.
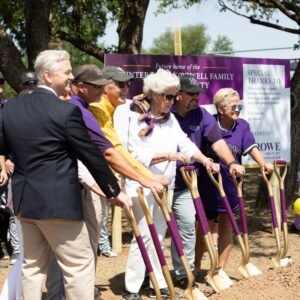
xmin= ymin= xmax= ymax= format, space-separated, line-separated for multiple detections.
xmin=24 ymin=0 xmax=52 ymax=69
xmin=0 ymin=29 xmax=26 ymax=93
xmin=286 ymin=61 xmax=300 ymax=201
xmin=256 ymin=61 xmax=300 ymax=208
xmin=117 ymin=0 xmax=150 ymax=54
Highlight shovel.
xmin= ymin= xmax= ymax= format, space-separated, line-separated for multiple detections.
xmin=152 ymin=188 xmax=208 ymax=300
xmin=180 ymin=165 xmax=232 ymax=292
xmin=207 ymin=169 xmax=257 ymax=279
xmin=261 ymin=161 xmax=292 ymax=267
xmin=123 ymin=206 xmax=162 ymax=299
xmin=136 ymin=187 xmax=176 ymax=300
xmin=232 ymin=172 xmax=262 ymax=277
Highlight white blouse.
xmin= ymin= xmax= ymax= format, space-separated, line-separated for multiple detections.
xmin=125 ymin=113 xmax=198 ymax=197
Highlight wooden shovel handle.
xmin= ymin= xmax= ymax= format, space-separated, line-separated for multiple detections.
xmin=273 ymin=160 xmax=287 ymax=190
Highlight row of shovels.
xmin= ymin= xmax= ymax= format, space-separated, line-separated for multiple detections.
xmin=123 ymin=160 xmax=292 ymax=299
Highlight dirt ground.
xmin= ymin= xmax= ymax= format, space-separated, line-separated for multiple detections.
xmin=1 ymin=169 xmax=300 ymax=299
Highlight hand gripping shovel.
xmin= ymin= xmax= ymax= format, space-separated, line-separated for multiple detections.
xmin=207 ymin=169 xmax=256 ymax=279
xmin=136 ymin=187 xmax=176 ymax=300
xmin=232 ymin=172 xmax=262 ymax=277
xmin=152 ymin=188 xmax=208 ymax=300
xmin=180 ymin=165 xmax=232 ymax=292
xmin=261 ymin=161 xmax=292 ymax=267
xmin=123 ymin=206 xmax=162 ymax=299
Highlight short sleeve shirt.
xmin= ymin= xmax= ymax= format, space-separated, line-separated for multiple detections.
xmin=199 ymin=115 xmax=257 ymax=213
xmin=171 ymin=105 xmax=222 ymax=191
xmin=69 ymin=95 xmax=112 ymax=153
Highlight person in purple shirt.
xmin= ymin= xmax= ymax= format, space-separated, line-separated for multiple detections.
xmin=195 ymin=87 xmax=273 ymax=283
xmin=171 ymin=75 xmax=245 ymax=288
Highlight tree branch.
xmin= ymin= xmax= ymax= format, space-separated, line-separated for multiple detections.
xmin=269 ymin=0 xmax=300 ymax=24
xmin=218 ymin=0 xmax=300 ymax=35
xmin=57 ymin=30 xmax=108 ymax=62
xmin=0 ymin=29 xmax=26 ymax=92
xmin=249 ymin=16 xmax=300 ymax=34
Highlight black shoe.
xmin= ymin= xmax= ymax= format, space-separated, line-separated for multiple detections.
xmin=141 ymin=274 xmax=150 ymax=291
xmin=122 ymin=290 xmax=142 ymax=300
xmin=149 ymin=288 xmax=170 ymax=299
xmin=176 ymin=277 xmax=198 ymax=290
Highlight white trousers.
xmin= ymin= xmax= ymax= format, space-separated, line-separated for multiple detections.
xmin=125 ymin=190 xmax=173 ymax=293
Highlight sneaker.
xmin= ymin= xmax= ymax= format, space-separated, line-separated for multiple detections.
xmin=122 ymin=290 xmax=142 ymax=300
xmin=10 ymin=253 xmax=20 ymax=265
xmin=101 ymin=249 xmax=117 ymax=257
xmin=149 ymin=288 xmax=170 ymax=299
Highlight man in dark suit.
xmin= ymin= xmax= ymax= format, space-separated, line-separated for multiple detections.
xmin=0 ymin=49 xmax=132 ymax=300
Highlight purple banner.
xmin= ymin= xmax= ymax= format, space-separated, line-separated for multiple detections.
xmin=105 ymin=54 xmax=290 ymax=105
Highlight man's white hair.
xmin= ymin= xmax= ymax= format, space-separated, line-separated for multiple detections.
xmin=34 ymin=50 xmax=70 ymax=84
xmin=143 ymin=68 xmax=179 ymax=97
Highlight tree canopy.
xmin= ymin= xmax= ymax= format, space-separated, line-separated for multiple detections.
xmin=145 ymin=24 xmax=233 ymax=55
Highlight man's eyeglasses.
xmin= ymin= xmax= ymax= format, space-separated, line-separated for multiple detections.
xmin=0 ymin=79 xmax=5 ymax=85
xmin=231 ymin=104 xmax=243 ymax=111
xmin=161 ymin=94 xmax=176 ymax=101
xmin=23 ymin=80 xmax=37 ymax=86
xmin=114 ymin=81 xmax=132 ymax=89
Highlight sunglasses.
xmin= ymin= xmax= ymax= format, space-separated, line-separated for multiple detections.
xmin=231 ymin=104 xmax=243 ymax=111
xmin=23 ymin=80 xmax=37 ymax=86
xmin=82 ymin=82 xmax=103 ymax=89
xmin=114 ymin=81 xmax=132 ymax=89
xmin=161 ymin=94 xmax=176 ymax=101
xmin=185 ymin=91 xmax=199 ymax=97
xmin=0 ymin=79 xmax=5 ymax=85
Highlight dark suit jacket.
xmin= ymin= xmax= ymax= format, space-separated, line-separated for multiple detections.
xmin=0 ymin=87 xmax=120 ymax=219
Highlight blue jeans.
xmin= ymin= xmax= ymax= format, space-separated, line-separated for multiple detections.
xmin=171 ymin=189 xmax=196 ymax=280
xmin=98 ymin=197 xmax=111 ymax=252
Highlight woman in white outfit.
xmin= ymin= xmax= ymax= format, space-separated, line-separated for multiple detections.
xmin=123 ymin=69 xmax=218 ymax=300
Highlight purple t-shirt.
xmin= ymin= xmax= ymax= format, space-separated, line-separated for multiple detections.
xmin=69 ymin=95 xmax=112 ymax=153
xmin=171 ymin=106 xmax=222 ymax=191
xmin=199 ymin=115 xmax=257 ymax=213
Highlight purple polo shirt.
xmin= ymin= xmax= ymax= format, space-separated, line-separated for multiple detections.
xmin=69 ymin=95 xmax=113 ymax=153
xmin=198 ymin=115 xmax=257 ymax=213
xmin=172 ymin=105 xmax=222 ymax=191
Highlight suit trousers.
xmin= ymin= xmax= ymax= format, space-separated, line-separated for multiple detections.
xmin=20 ymin=217 xmax=95 ymax=300
xmin=45 ymin=189 xmax=102 ymax=300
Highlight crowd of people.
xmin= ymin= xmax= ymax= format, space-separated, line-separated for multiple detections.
xmin=0 ymin=49 xmax=273 ymax=300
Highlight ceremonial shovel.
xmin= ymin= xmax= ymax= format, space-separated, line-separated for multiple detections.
xmin=207 ymin=169 xmax=261 ymax=279
xmin=152 ymin=188 xmax=208 ymax=300
xmin=180 ymin=165 xmax=232 ymax=292
xmin=136 ymin=187 xmax=176 ymax=300
xmin=232 ymin=172 xmax=262 ymax=277
xmin=123 ymin=206 xmax=162 ymax=299
xmin=261 ymin=160 xmax=292 ymax=267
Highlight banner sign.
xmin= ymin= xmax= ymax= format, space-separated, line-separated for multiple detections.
xmin=105 ymin=54 xmax=290 ymax=165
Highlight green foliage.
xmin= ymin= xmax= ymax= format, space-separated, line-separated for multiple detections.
xmin=211 ymin=35 xmax=234 ymax=54
xmin=145 ymin=23 xmax=233 ymax=55
xmin=61 ymin=41 xmax=104 ymax=68
xmin=156 ymin=0 xmax=203 ymax=15
xmin=51 ymin=0 xmax=109 ymax=43
xmin=3 ymin=83 xmax=17 ymax=99
xmin=0 ymin=0 xmax=26 ymax=53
